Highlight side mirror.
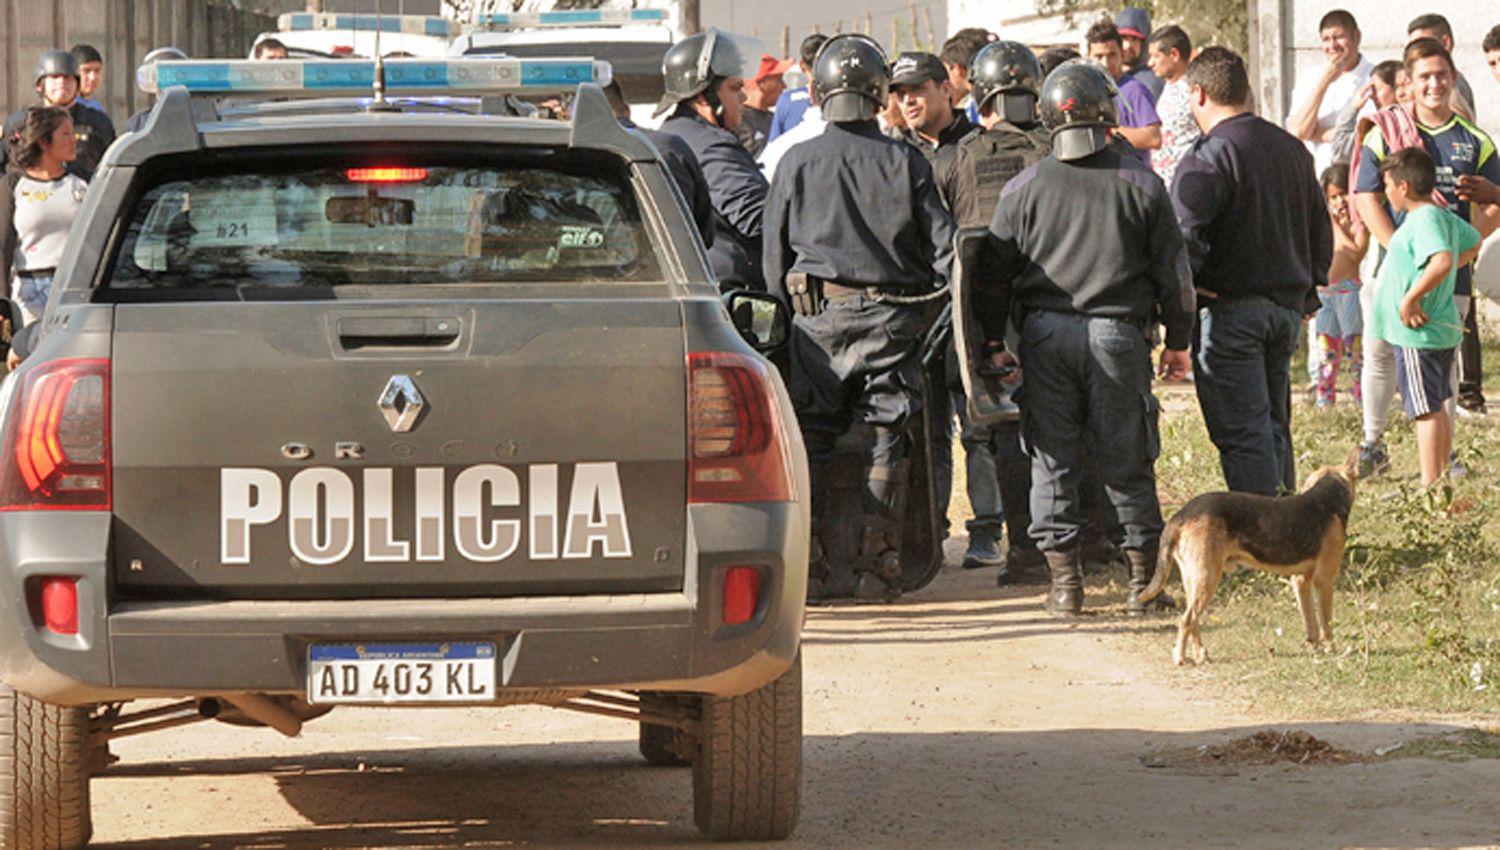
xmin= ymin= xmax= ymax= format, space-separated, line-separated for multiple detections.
xmin=723 ymin=289 xmax=790 ymax=353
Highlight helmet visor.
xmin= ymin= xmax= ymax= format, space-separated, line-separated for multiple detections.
xmin=701 ymin=29 xmax=766 ymax=82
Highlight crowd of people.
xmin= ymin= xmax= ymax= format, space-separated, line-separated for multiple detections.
xmin=4 ymin=13 xmax=1500 ymax=613
xmin=642 ymin=9 xmax=1500 ymax=607
xmin=0 ymin=39 xmax=276 ymax=364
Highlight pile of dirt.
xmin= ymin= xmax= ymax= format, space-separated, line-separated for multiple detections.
xmin=1145 ymin=730 xmax=1364 ymax=768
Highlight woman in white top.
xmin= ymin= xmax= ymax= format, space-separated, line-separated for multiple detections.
xmin=1 ymin=105 xmax=86 ymax=331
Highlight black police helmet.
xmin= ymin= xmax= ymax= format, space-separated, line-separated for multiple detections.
xmin=812 ymin=33 xmax=890 ymax=122
xmin=969 ymin=41 xmax=1042 ymax=123
xmin=1039 ymin=59 xmax=1119 ymax=161
xmin=34 ymin=49 xmax=80 ymax=86
xmin=654 ymin=28 xmax=746 ymax=118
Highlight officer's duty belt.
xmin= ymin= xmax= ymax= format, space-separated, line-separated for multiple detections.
xmin=787 ymin=273 xmax=895 ymax=318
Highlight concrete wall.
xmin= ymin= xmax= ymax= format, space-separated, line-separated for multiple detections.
xmin=0 ymin=0 xmax=278 ymax=122
xmin=1264 ymin=0 xmax=1497 ymax=131
xmin=698 ymin=0 xmax=947 ymax=58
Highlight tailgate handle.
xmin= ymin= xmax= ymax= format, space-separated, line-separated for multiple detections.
xmin=337 ymin=317 xmax=461 ymax=349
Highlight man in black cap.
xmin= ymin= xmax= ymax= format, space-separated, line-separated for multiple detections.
xmin=890 ymin=49 xmax=976 ymax=545
xmin=656 ymin=28 xmax=769 ymax=291
xmin=765 ymin=34 xmax=956 ymax=600
xmin=892 ymin=51 xmax=976 ymax=161
xmin=972 ymin=61 xmax=1193 ymax=617
xmin=1 ymin=50 xmax=116 ymax=180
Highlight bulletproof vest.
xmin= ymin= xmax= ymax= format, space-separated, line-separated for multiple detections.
xmin=951 ymin=123 xmax=1050 ymax=230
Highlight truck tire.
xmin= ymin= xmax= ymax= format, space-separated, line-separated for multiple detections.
xmin=638 ymin=692 xmax=692 ymax=767
xmin=692 ymin=653 xmax=801 ymax=840
xmin=0 ymin=685 xmax=92 ymax=850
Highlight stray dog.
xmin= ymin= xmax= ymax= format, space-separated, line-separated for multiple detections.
xmin=1138 ymin=449 xmax=1359 ymax=665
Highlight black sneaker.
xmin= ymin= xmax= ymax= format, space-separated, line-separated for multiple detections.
xmin=962 ymin=530 xmax=1005 ymax=569
xmin=1357 ymin=441 xmax=1390 ymax=479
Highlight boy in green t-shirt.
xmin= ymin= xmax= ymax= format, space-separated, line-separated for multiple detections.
xmin=1372 ymin=147 xmax=1482 ymax=485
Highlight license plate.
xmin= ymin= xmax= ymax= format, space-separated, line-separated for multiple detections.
xmin=307 ymin=642 xmax=496 ymax=705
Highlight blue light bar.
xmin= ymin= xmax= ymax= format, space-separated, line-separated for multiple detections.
xmin=477 ymin=8 xmax=667 ymax=29
xmin=137 ymin=57 xmax=610 ymax=96
xmin=277 ymin=12 xmax=460 ymax=38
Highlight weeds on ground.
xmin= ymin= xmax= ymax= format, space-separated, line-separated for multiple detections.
xmin=1145 ymin=392 xmax=1500 ymax=718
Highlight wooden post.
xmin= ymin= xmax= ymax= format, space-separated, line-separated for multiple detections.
xmin=834 ymin=19 xmax=843 ymax=33
xmin=922 ymin=6 xmax=935 ymax=51
xmin=864 ymin=12 xmax=872 ymax=35
xmin=891 ymin=18 xmax=900 ymax=52
xmin=908 ymin=2 xmax=919 ymax=52
xmin=680 ymin=0 xmax=700 ymax=35
xmin=782 ymin=25 xmax=790 ymax=57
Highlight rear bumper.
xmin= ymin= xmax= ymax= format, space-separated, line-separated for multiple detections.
xmin=0 ymin=502 xmax=807 ymax=705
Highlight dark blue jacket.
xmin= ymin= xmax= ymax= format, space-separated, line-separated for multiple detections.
xmin=660 ymin=112 xmax=768 ymax=290
xmin=987 ymin=147 xmax=1195 ymax=350
xmin=763 ymin=121 xmax=954 ymax=299
xmin=1170 ymin=112 xmax=1331 ymax=314
xmin=621 ymin=119 xmax=714 ymax=250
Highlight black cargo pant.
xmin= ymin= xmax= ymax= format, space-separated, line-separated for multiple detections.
xmin=1017 ymin=310 xmax=1164 ymax=553
xmin=789 ymin=294 xmax=925 ymax=465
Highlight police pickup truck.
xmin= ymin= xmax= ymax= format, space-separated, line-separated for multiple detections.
xmin=0 ymin=56 xmax=807 ymax=848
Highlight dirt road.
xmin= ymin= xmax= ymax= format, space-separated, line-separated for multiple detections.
xmin=92 ymin=543 xmax=1500 ymax=849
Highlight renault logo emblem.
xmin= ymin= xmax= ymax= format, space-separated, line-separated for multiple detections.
xmin=378 ymin=376 xmax=425 ymax=433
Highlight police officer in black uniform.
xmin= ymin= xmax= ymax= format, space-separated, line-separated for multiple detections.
xmin=656 ymin=29 xmax=768 ymax=291
xmin=764 ymin=34 xmax=956 ymax=600
xmin=975 ymin=62 xmax=1193 ymax=617
xmin=1 ymin=50 xmax=116 ymax=180
xmin=934 ymin=41 xmax=1051 ymax=581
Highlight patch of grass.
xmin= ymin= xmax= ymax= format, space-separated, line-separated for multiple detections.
xmin=1137 ymin=364 xmax=1500 ymax=719
xmin=1377 ymin=727 xmax=1500 ymax=761
xmin=941 ymin=326 xmax=1500 ymax=719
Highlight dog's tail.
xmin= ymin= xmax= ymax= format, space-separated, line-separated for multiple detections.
xmin=1137 ymin=513 xmax=1182 ymax=603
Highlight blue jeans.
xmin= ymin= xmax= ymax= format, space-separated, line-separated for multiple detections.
xmin=1017 ymin=311 xmax=1164 ymax=553
xmin=954 ymin=390 xmax=1002 ymax=534
xmin=1192 ymin=298 xmax=1300 ymax=495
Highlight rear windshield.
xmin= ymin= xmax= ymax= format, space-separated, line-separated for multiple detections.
xmin=108 ymin=158 xmax=661 ymax=288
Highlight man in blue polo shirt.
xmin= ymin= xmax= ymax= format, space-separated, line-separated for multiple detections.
xmin=1353 ymin=37 xmax=1500 ymax=470
xmin=767 ymin=33 xmax=827 ymax=142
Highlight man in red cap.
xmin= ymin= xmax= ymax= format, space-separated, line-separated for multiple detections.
xmin=738 ymin=54 xmax=794 ymax=157
xmin=1115 ymin=7 xmax=1163 ymax=99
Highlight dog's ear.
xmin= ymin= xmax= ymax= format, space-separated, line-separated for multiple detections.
xmin=1342 ymin=445 xmax=1361 ymax=483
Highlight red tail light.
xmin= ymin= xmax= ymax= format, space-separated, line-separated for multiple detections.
xmin=0 ymin=359 xmax=111 ymax=511
xmin=346 ymin=167 xmax=428 ymax=183
xmin=687 ymin=352 xmax=795 ymax=503
xmin=722 ymin=566 xmax=760 ymax=626
xmin=39 ymin=577 xmax=79 ymax=635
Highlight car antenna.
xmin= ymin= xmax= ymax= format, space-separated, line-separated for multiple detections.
xmin=368 ymin=0 xmax=398 ymax=111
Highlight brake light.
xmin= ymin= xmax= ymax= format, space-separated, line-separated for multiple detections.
xmin=722 ymin=566 xmax=760 ymax=626
xmin=687 ymin=352 xmax=795 ymax=503
xmin=346 ymin=167 xmax=428 ymax=183
xmin=39 ymin=577 xmax=79 ymax=635
xmin=0 ymin=359 xmax=111 ymax=511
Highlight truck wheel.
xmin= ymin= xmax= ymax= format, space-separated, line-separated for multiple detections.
xmin=638 ymin=692 xmax=692 ymax=767
xmin=692 ymin=653 xmax=801 ymax=840
xmin=0 ymin=685 xmax=92 ymax=850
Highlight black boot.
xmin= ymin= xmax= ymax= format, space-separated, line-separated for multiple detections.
xmin=1124 ymin=548 xmax=1173 ymax=615
xmin=1043 ymin=548 xmax=1083 ymax=617
xmin=998 ymin=545 xmax=1046 ymax=586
